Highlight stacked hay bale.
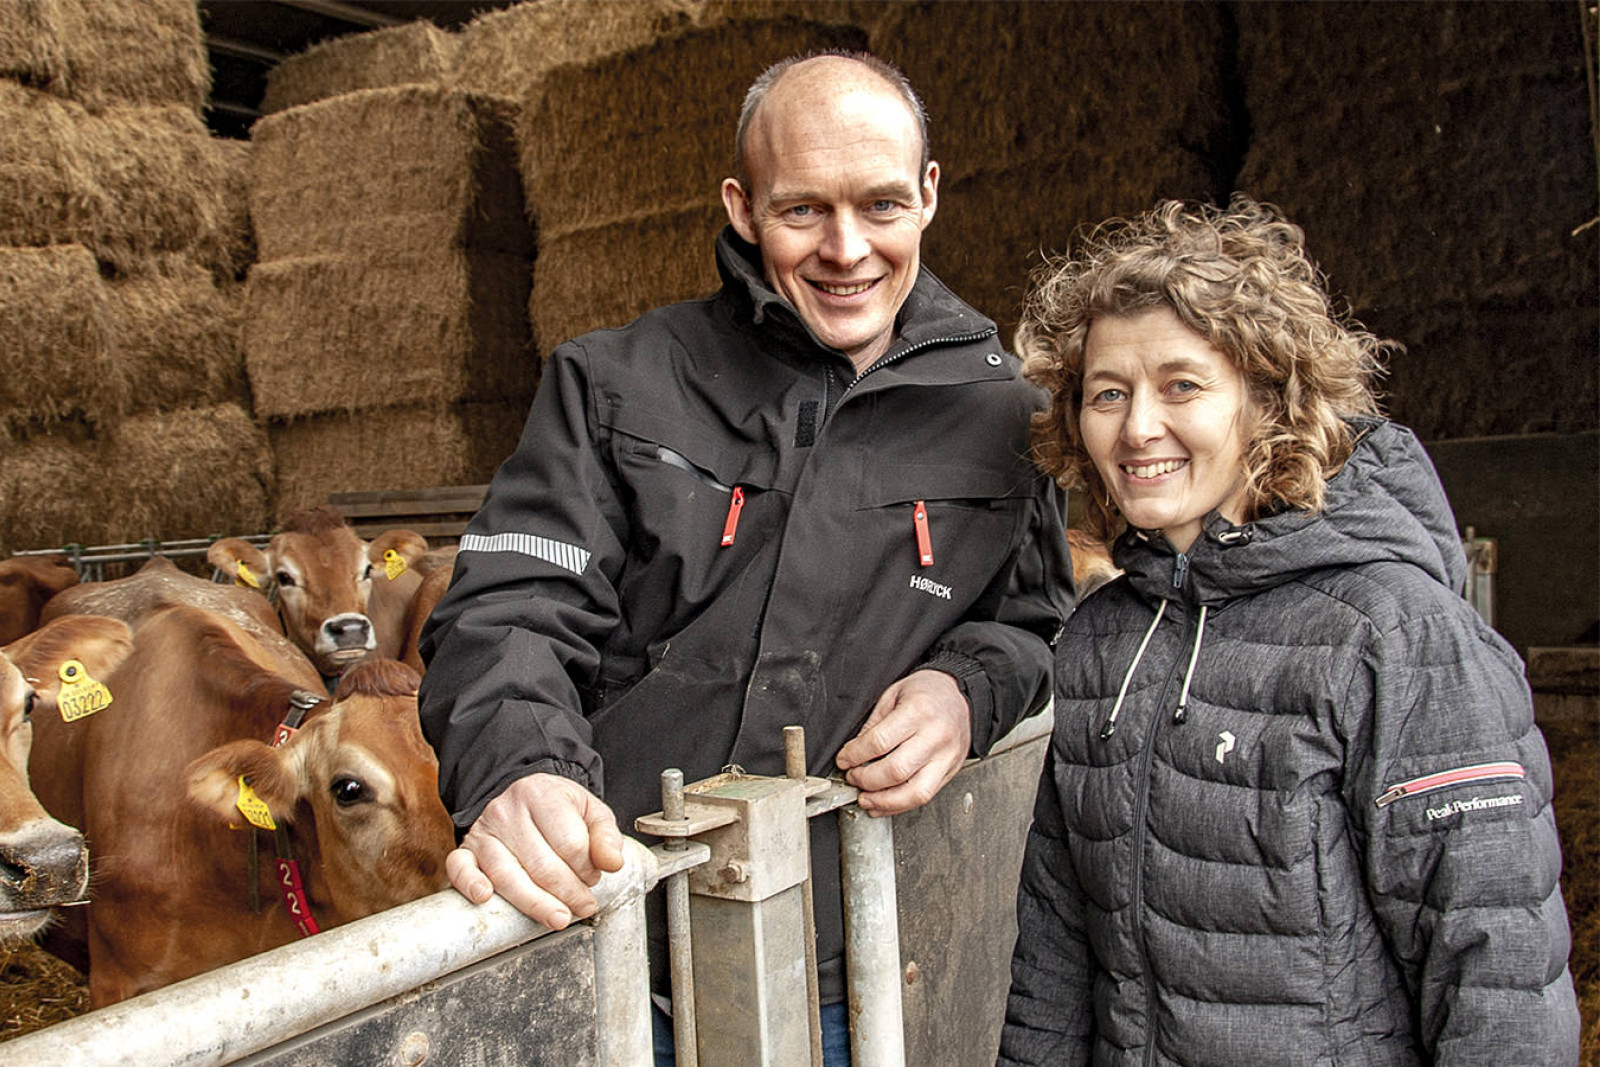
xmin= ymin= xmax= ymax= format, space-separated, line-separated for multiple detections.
xmin=517 ymin=13 xmax=867 ymax=351
xmin=0 ymin=0 xmax=266 ymax=554
xmin=866 ymin=1 xmax=1235 ymax=345
xmin=245 ymin=85 xmax=536 ymax=516
xmin=1234 ymin=1 xmax=1598 ymax=440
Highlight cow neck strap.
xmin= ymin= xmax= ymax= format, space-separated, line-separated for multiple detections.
xmin=247 ymin=689 xmax=329 ymax=935
xmin=274 ymin=689 xmax=325 ymax=747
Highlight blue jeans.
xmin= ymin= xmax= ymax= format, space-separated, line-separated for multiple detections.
xmin=652 ymin=1001 xmax=852 ymax=1066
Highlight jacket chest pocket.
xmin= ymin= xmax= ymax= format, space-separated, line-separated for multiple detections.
xmin=857 ymin=462 xmax=1029 ymax=580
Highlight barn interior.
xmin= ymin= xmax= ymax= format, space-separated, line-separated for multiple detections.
xmin=0 ymin=0 xmax=1595 ymax=1052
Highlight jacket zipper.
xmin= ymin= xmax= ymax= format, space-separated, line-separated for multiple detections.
xmin=1131 ymin=601 xmax=1195 ymax=1067
xmin=1374 ymin=760 xmax=1526 ymax=808
xmin=721 ymin=487 xmax=745 ymax=547
xmin=838 ymin=326 xmax=998 ymax=399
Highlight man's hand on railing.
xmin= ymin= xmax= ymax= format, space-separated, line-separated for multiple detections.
xmin=835 ymin=668 xmax=971 ymax=817
xmin=446 ymin=773 xmax=626 ymax=930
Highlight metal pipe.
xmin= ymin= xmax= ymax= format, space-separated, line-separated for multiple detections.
xmin=786 ymin=725 xmax=825 ymax=1067
xmin=593 ymin=841 xmax=653 ymax=1067
xmin=4 ymin=838 xmax=679 ymax=1066
xmin=662 ymin=768 xmax=698 ymax=1067
xmin=839 ymin=806 xmax=905 ymax=1067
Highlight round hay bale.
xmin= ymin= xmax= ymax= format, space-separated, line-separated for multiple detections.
xmin=249 ymin=86 xmax=530 ymax=261
xmin=517 ymin=15 xmax=865 ymax=234
xmin=530 ymin=202 xmax=724 ymax=352
xmin=0 ymin=82 xmax=233 ymax=272
xmin=0 ymin=243 xmax=125 ymax=428
xmin=105 ymin=402 xmax=273 ymax=541
xmin=269 ymin=400 xmax=526 ymax=518
xmin=453 ymin=0 xmax=700 ymax=103
xmin=108 ymin=259 xmax=247 ymax=416
xmin=243 ymin=250 xmax=535 ymax=420
xmin=263 ymin=20 xmax=460 ymax=115
xmin=0 ymin=420 xmax=114 ymax=553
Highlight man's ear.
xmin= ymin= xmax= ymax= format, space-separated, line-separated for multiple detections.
xmin=721 ymin=178 xmax=759 ymax=244
xmin=918 ymin=160 xmax=940 ymax=230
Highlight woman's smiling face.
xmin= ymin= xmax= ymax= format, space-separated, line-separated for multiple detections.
xmin=1079 ymin=306 xmax=1255 ymax=553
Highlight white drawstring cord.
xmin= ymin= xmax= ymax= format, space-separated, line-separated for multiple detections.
xmin=1100 ymin=599 xmax=1167 ymax=740
xmin=1172 ymin=604 xmax=1208 ymax=723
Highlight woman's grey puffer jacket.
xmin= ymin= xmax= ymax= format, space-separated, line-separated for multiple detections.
xmin=1000 ymin=419 xmax=1578 ymax=1066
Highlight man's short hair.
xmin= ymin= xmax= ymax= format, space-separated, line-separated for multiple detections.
xmin=733 ymin=50 xmax=931 ymax=189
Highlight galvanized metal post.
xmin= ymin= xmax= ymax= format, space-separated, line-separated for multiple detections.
xmin=592 ymin=839 xmax=654 ymax=1067
xmin=785 ymin=725 xmax=826 ymax=1067
xmin=662 ymin=768 xmax=699 ymax=1067
xmin=839 ymin=805 xmax=905 ymax=1067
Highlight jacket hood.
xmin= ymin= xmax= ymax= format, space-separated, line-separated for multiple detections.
xmin=1116 ymin=418 xmax=1467 ymax=606
xmin=713 ymin=225 xmax=997 ymax=358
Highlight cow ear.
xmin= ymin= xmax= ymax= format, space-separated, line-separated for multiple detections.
xmin=5 ymin=615 xmax=133 ymax=707
xmin=186 ymin=739 xmax=304 ymax=827
xmin=208 ymin=538 xmax=271 ymax=592
xmin=367 ymin=530 xmax=429 ymax=568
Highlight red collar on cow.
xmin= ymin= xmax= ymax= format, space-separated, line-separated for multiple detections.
xmin=273 ymin=689 xmax=326 ymax=747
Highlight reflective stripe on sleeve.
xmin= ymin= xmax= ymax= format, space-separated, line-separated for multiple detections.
xmin=459 ymin=532 xmax=591 ymax=576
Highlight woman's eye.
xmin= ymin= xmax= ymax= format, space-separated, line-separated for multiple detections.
xmin=1091 ymin=388 xmax=1126 ymax=404
xmin=331 ymin=777 xmax=369 ymax=807
xmin=1169 ymin=380 xmax=1199 ymax=395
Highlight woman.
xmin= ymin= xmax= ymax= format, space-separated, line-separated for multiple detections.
xmin=999 ymin=197 xmax=1578 ymax=1065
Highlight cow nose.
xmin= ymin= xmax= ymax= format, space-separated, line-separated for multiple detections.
xmin=322 ymin=613 xmax=375 ymax=651
xmin=0 ymin=822 xmax=90 ymax=907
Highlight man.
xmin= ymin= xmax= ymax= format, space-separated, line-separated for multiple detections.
xmin=419 ymin=51 xmax=1073 ymax=1059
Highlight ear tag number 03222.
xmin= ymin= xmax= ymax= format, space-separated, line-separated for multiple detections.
xmin=57 ymin=659 xmax=113 ymax=722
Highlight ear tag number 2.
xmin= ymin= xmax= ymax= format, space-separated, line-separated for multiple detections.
xmin=235 ymin=776 xmax=277 ymax=830
xmin=57 ymin=659 xmax=113 ymax=722
xmin=383 ymin=549 xmax=407 ymax=582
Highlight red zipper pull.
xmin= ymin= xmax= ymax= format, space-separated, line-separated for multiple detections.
xmin=913 ymin=500 xmax=933 ymax=566
xmin=721 ymin=486 xmax=745 ymax=546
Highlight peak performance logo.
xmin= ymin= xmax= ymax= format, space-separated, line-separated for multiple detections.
xmin=908 ymin=574 xmax=953 ymax=600
xmin=1426 ymin=793 xmax=1524 ymax=821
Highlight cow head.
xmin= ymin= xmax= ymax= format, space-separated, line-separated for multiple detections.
xmin=185 ymin=658 xmax=454 ymax=924
xmin=0 ymin=616 xmax=132 ymax=943
xmin=1066 ymin=530 xmax=1120 ymax=601
xmin=363 ymin=530 xmax=430 ymax=661
xmin=210 ymin=507 xmax=376 ymax=677
xmin=0 ymin=555 xmax=82 ymax=646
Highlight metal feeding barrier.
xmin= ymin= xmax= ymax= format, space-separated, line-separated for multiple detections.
xmin=8 ymin=713 xmax=1052 ymax=1067
xmin=13 ymin=535 xmax=273 ymax=583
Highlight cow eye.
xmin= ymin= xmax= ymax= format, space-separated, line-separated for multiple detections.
xmin=331 ymin=776 xmax=369 ymax=807
xmin=276 ymin=571 xmax=295 ymax=588
xmin=21 ymin=690 xmax=36 ymax=723
xmin=362 ymin=563 xmax=373 ymax=581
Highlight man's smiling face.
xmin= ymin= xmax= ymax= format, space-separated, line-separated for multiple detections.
xmin=722 ymin=57 xmax=938 ymax=374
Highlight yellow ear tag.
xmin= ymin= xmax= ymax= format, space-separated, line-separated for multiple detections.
xmin=383 ymin=548 xmax=406 ymax=582
xmin=57 ymin=659 xmax=113 ymax=722
xmin=235 ymin=560 xmax=260 ymax=589
xmin=235 ymin=776 xmax=276 ymax=831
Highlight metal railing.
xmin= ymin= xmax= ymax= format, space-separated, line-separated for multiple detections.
xmin=4 ymin=712 xmax=1053 ymax=1066
xmin=14 ymin=535 xmax=272 ymax=582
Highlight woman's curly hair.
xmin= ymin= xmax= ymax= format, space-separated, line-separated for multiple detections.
xmin=1018 ymin=195 xmax=1392 ymax=542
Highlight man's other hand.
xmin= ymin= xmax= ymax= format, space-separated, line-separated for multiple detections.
xmin=835 ymin=669 xmax=971 ymax=817
xmin=445 ymin=773 xmax=625 ymax=929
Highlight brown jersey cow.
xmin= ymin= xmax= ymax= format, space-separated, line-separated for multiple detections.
xmin=0 ymin=615 xmax=131 ymax=944
xmin=0 ymin=554 xmax=81 ymax=645
xmin=28 ymin=560 xmax=454 ymax=1006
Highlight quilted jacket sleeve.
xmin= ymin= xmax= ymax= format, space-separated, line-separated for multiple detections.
xmin=1346 ymin=589 xmax=1579 ymax=1065
xmin=417 ymin=340 xmax=626 ymax=833
xmin=998 ymin=745 xmax=1096 ymax=1067
xmin=924 ymin=484 xmax=1075 ymax=756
